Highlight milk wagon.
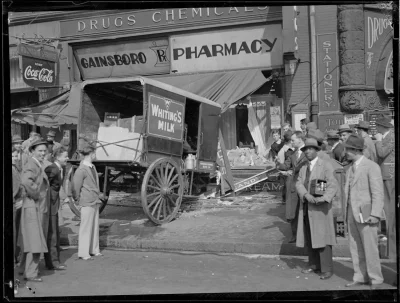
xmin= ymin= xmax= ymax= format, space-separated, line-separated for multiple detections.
xmin=65 ymin=77 xmax=221 ymax=225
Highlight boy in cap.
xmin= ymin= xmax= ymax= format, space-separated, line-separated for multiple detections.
xmin=355 ymin=121 xmax=377 ymax=163
xmin=296 ymin=138 xmax=339 ymax=280
xmin=374 ymin=117 xmax=396 ymax=262
xmin=300 ymin=118 xmax=309 ymax=134
xmin=343 ymin=134 xmax=384 ymax=288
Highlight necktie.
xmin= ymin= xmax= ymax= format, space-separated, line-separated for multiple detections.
xmin=304 ymin=163 xmax=311 ymax=187
xmin=60 ymin=167 xmax=63 ymax=180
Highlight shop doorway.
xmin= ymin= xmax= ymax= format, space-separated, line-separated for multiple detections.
xmin=235 ymin=104 xmax=255 ymax=148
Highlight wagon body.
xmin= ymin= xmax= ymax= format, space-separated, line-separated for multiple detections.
xmin=66 ymin=76 xmax=222 ymax=224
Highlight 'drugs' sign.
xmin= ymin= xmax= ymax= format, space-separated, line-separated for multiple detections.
xmin=147 ymin=93 xmax=184 ymax=141
xmin=170 ymin=24 xmax=282 ymax=73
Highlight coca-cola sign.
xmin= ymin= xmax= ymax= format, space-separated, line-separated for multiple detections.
xmin=22 ymin=56 xmax=56 ymax=87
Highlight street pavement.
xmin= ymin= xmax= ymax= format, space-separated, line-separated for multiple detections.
xmin=13 ymin=248 xmax=397 ymax=298
xmin=58 ymin=190 xmax=388 ymax=258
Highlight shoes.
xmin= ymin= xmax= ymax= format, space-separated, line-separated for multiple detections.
xmin=46 ymin=265 xmax=67 ymax=270
xmin=90 ymin=253 xmax=103 ymax=257
xmin=345 ymin=281 xmax=368 ymax=287
xmin=320 ymin=272 xmax=333 ymax=280
xmin=288 ymin=237 xmax=296 ymax=243
xmin=301 ymin=268 xmax=321 ymax=274
xmin=24 ymin=277 xmax=42 ymax=282
xmin=79 ymin=256 xmax=94 ymax=261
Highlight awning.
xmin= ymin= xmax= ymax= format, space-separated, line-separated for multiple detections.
xmin=11 ymin=89 xmax=79 ymax=128
xmin=152 ymin=69 xmax=271 ymax=112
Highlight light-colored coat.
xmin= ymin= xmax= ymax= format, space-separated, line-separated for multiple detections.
xmin=344 ymin=156 xmax=385 ymax=223
xmin=19 ymin=157 xmax=49 ymax=253
xmin=296 ymin=157 xmax=339 ymax=249
xmin=72 ymin=163 xmax=102 ymax=207
xmin=361 ymin=133 xmax=377 ymax=163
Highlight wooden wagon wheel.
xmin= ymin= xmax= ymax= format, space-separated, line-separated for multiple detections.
xmin=64 ymin=165 xmax=109 ymax=218
xmin=141 ymin=157 xmax=183 ymax=225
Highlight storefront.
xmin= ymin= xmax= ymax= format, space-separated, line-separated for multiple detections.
xmin=60 ymin=7 xmax=286 ymax=162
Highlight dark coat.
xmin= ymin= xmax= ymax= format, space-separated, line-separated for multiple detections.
xmin=329 ymin=142 xmax=345 ymax=163
xmin=296 ymin=158 xmax=339 ymax=248
xmin=45 ymin=163 xmax=64 ymax=216
xmin=277 ymin=150 xmax=308 ymax=220
xmin=19 ymin=157 xmax=48 ymax=253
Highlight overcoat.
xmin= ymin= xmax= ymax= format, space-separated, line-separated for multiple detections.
xmin=277 ymin=150 xmax=308 ymax=220
xmin=295 ymin=157 xmax=338 ymax=249
xmin=343 ymin=156 xmax=385 ymax=223
xmin=328 ymin=142 xmax=345 ymax=163
xmin=361 ymin=133 xmax=377 ymax=163
xmin=18 ymin=157 xmax=49 ymax=254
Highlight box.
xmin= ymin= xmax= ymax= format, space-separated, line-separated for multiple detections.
xmin=118 ymin=118 xmax=132 ymax=131
xmin=132 ymin=116 xmax=144 ymax=133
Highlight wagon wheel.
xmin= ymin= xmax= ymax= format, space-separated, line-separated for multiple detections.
xmin=141 ymin=158 xmax=183 ymax=225
xmin=64 ymin=165 xmax=109 ymax=219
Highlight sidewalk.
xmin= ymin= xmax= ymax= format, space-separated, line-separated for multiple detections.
xmin=59 ymin=191 xmax=387 ymax=259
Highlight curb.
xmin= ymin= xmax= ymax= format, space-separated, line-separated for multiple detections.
xmin=60 ymin=230 xmax=354 ymax=258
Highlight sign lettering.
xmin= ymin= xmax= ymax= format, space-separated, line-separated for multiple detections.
xmin=60 ymin=7 xmax=279 ymax=38
xmin=317 ymin=33 xmax=339 ymax=112
xmin=147 ymin=94 xmax=184 ymax=141
xmin=171 ymin=24 xmax=282 ymax=73
xmin=21 ymin=57 xmax=56 ymax=87
xmin=318 ymin=113 xmax=344 ymax=132
xmin=74 ymin=39 xmax=170 ymax=80
xmin=344 ymin=114 xmax=364 ymax=125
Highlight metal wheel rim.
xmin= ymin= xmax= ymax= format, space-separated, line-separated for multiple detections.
xmin=141 ymin=158 xmax=183 ymax=225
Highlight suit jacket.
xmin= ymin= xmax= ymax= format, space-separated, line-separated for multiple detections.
xmin=329 ymin=142 xmax=345 ymax=163
xmin=296 ymin=157 xmax=338 ymax=248
xmin=277 ymin=149 xmax=308 ymax=219
xmin=45 ymin=163 xmax=64 ymax=215
xmin=344 ymin=157 xmax=385 ymax=223
xmin=362 ymin=133 xmax=377 ymax=163
xmin=375 ymin=129 xmax=395 ymax=181
xmin=72 ymin=163 xmax=101 ymax=207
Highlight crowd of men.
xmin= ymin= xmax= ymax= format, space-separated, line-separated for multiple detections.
xmin=274 ymin=116 xmax=396 ymax=287
xmin=12 ymin=130 xmax=70 ymax=283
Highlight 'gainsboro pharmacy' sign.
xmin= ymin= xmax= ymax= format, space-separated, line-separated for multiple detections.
xmin=74 ymin=39 xmax=170 ymax=79
xmin=147 ymin=93 xmax=184 ymax=141
xmin=170 ymin=24 xmax=282 ymax=73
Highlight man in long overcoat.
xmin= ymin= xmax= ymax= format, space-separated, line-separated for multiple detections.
xmin=18 ymin=137 xmax=49 ymax=282
xmin=276 ymin=131 xmax=308 ymax=243
xmin=296 ymin=138 xmax=339 ymax=280
xmin=374 ymin=117 xmax=396 ymax=261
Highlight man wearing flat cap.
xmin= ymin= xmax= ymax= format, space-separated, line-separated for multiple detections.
xmin=374 ymin=117 xmax=396 ymax=261
xmin=355 ymin=121 xmax=377 ymax=163
xmin=343 ymin=134 xmax=384 ymax=288
xmin=337 ymin=124 xmax=354 ymax=166
xmin=296 ymin=138 xmax=339 ymax=280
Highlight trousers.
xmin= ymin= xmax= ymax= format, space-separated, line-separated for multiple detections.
xmin=304 ymin=210 xmax=333 ymax=273
xmin=383 ymin=179 xmax=396 ymax=260
xmin=19 ymin=252 xmax=40 ymax=279
xmin=347 ymin=205 xmax=383 ymax=284
xmin=44 ymin=214 xmax=61 ymax=268
xmin=78 ymin=204 xmax=100 ymax=258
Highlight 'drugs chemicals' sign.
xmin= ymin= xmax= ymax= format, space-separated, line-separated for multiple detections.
xmin=170 ymin=24 xmax=282 ymax=73
xmin=74 ymin=39 xmax=170 ymax=79
xmin=147 ymin=93 xmax=184 ymax=141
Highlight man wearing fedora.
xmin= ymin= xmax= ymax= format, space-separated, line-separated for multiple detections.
xmin=276 ymin=131 xmax=308 ymax=243
xmin=306 ymin=129 xmax=332 ymax=161
xmin=326 ymin=130 xmax=345 ymax=163
xmin=374 ymin=117 xmax=396 ymax=261
xmin=343 ymin=134 xmax=384 ymax=288
xmin=21 ymin=131 xmax=40 ymax=153
xmin=300 ymin=118 xmax=309 ymax=135
xmin=295 ymin=138 xmax=339 ymax=280
xmin=355 ymin=121 xmax=377 ymax=163
xmin=18 ymin=137 xmax=50 ymax=282
xmin=337 ymin=124 xmax=354 ymax=166
xmin=305 ymin=122 xmax=317 ymax=136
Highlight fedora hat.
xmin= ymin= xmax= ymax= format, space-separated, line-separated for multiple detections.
xmin=29 ymin=137 xmax=48 ymax=152
xmin=375 ymin=117 xmax=393 ymax=128
xmin=326 ymin=130 xmax=339 ymax=139
xmin=355 ymin=120 xmax=370 ymax=130
xmin=337 ymin=124 xmax=353 ymax=134
xmin=307 ymin=129 xmax=325 ymax=143
xmin=12 ymin=134 xmax=24 ymax=143
xmin=47 ymin=130 xmax=56 ymax=137
xmin=301 ymin=138 xmax=321 ymax=152
xmin=342 ymin=134 xmax=364 ymax=151
xmin=306 ymin=122 xmax=317 ymax=131
xmin=300 ymin=118 xmax=310 ymax=124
